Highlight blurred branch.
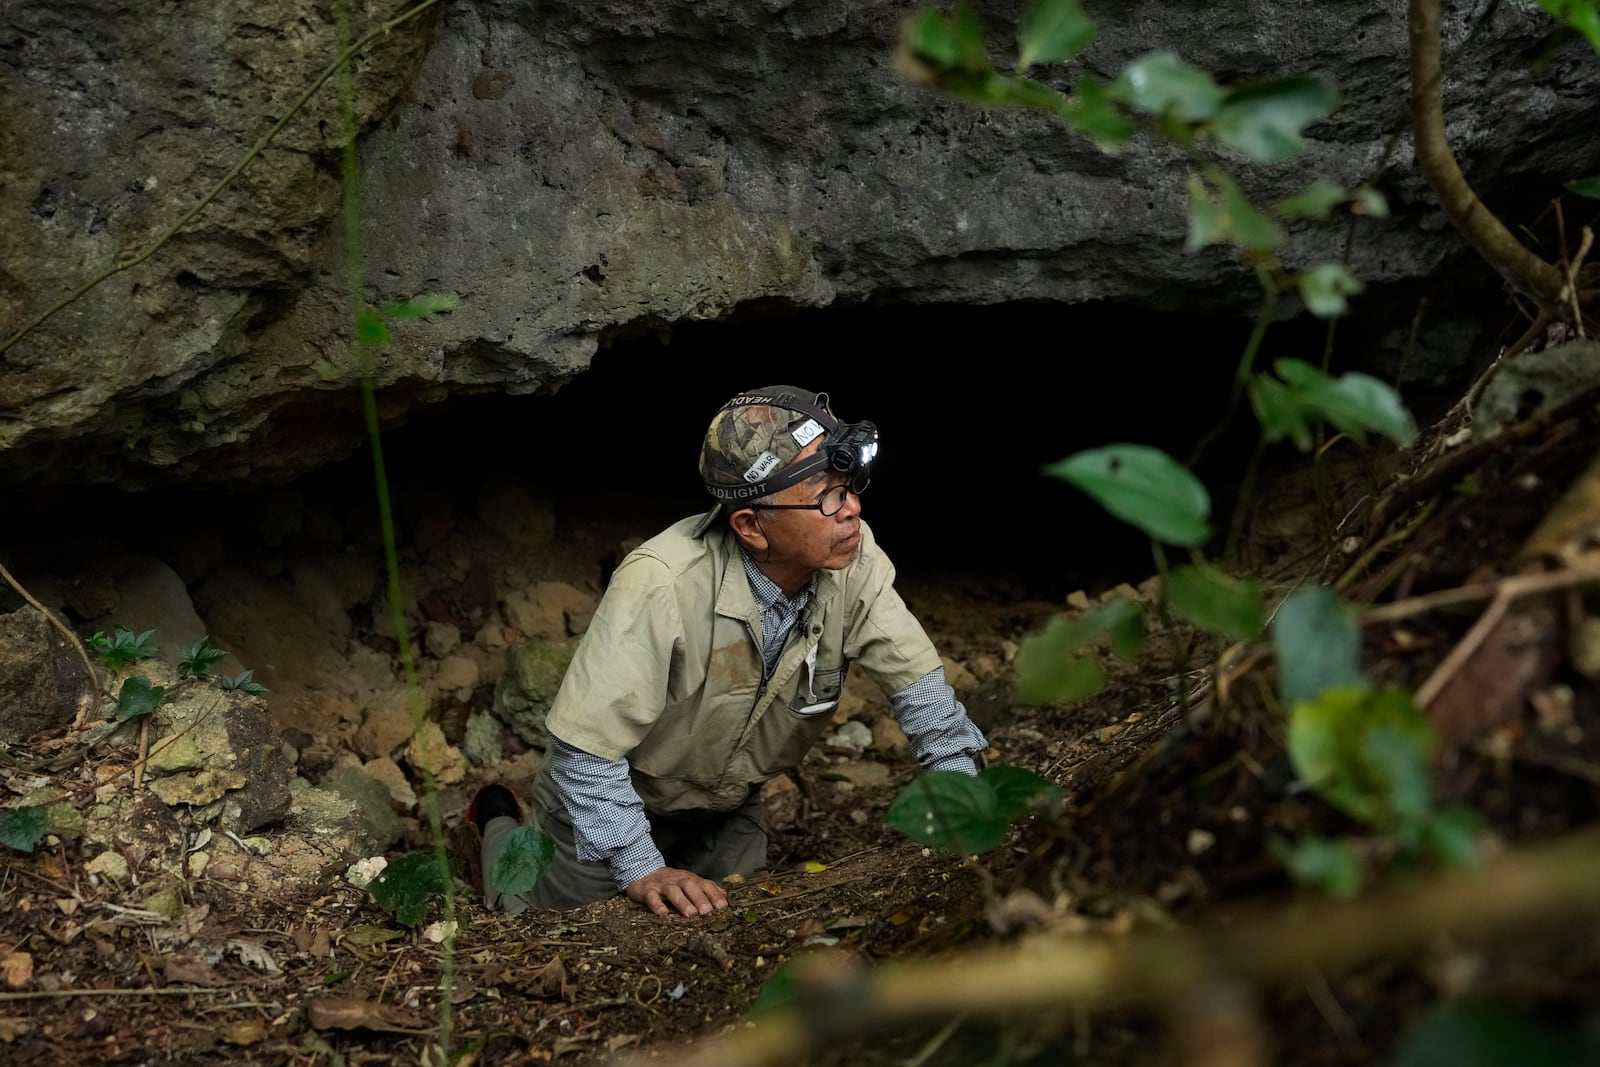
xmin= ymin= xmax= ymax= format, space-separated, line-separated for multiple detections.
xmin=657 ymin=828 xmax=1600 ymax=1067
xmin=1408 ymin=0 xmax=1566 ymax=306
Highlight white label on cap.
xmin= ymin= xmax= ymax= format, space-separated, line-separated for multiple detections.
xmin=791 ymin=419 xmax=824 ymax=447
xmin=743 ymin=451 xmax=780 ymax=483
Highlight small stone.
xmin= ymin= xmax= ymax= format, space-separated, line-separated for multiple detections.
xmin=434 ymin=654 xmax=479 ymax=691
xmin=86 ymin=851 xmax=130 ymax=883
xmin=825 ymin=720 xmax=872 ymax=756
xmin=1186 ymin=828 xmax=1216 ymax=856
xmin=425 ymin=621 xmax=462 ymax=659
xmin=1066 ymin=590 xmax=1091 ymax=611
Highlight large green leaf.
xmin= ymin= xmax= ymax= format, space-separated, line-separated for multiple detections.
xmin=1424 ymin=807 xmax=1484 ymax=871
xmin=884 ymin=771 xmax=1008 ymax=855
xmin=1209 ymin=76 xmax=1338 ymax=162
xmin=1287 ymin=687 xmax=1436 ymax=829
xmin=1043 ymin=444 xmax=1212 ymax=546
xmin=1250 ymin=373 xmax=1313 ymax=451
xmin=1165 ymin=564 xmax=1264 ymax=641
xmin=490 ymin=824 xmax=556 ymax=897
xmin=368 ymin=852 xmax=453 ymax=927
xmin=1273 ymin=359 xmax=1417 ymax=446
xmin=1270 ymin=585 xmax=1365 ymax=705
xmin=116 ymin=676 xmax=165 ymax=722
xmin=1109 ymin=52 xmax=1223 ymax=122
xmin=0 ymin=806 xmax=49 ymax=853
xmin=1297 ymin=263 xmax=1366 ymax=318
xmin=1015 ymin=618 xmax=1105 ymax=705
xmin=1016 ymin=0 xmax=1096 ymax=72
xmin=981 ymin=765 xmax=1064 ymax=820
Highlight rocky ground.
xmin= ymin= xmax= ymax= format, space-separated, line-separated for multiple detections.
xmin=3 ymin=343 xmax=1600 ymax=1066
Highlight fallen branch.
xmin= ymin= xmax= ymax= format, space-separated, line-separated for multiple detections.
xmin=654 ymin=829 xmax=1600 ymax=1067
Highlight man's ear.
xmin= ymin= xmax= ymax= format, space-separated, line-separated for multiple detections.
xmin=728 ymin=507 xmax=767 ymax=550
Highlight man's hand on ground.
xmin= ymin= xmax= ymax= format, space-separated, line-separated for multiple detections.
xmin=626 ymin=867 xmax=729 ymax=917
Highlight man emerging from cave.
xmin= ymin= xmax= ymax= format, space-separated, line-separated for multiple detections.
xmin=468 ymin=385 xmax=989 ymax=917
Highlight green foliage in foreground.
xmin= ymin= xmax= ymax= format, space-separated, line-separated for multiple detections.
xmin=883 ymin=766 xmax=1062 ymax=856
xmin=0 ymin=806 xmax=49 ymax=853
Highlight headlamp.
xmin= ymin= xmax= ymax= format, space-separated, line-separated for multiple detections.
xmin=703 ymin=391 xmax=880 ymax=503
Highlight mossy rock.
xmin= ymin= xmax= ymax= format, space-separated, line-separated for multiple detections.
xmin=492 ymin=639 xmax=577 ymax=748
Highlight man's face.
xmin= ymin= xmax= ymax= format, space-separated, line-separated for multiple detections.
xmin=745 ymin=438 xmax=863 ymax=575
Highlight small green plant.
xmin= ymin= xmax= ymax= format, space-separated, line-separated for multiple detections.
xmin=0 ymin=806 xmax=50 ymax=853
xmin=216 ymin=669 xmax=269 ymax=695
xmin=115 ymin=676 xmax=166 ymax=723
xmin=367 ymin=853 xmax=455 ymax=927
xmin=177 ymin=635 xmax=230 ymax=680
xmin=89 ymin=627 xmax=158 ymax=672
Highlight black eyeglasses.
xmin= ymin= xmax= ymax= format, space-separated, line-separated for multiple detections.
xmin=749 ymin=474 xmax=869 ymax=516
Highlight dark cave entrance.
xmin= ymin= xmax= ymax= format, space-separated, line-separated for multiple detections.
xmin=372 ymin=298 xmax=1353 ymax=601
xmin=3 ymin=297 xmax=1432 ymax=617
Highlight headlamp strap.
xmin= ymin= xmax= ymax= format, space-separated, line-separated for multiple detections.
xmin=704 ymin=391 xmax=848 ymax=504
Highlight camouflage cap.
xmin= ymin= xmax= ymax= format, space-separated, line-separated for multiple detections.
xmin=690 ymin=385 xmax=838 ymax=537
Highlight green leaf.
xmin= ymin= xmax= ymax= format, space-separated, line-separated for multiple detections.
xmin=1535 ymin=0 xmax=1600 ymax=51
xmin=1016 ymin=0 xmax=1096 ymax=72
xmin=1250 ymin=373 xmax=1314 ymax=451
xmin=1015 ymin=638 xmax=1104 ymax=704
xmin=116 ymin=676 xmax=165 ymax=722
xmin=1165 ymin=564 xmax=1264 ymax=641
xmin=1287 ymin=687 xmax=1436 ymax=829
xmin=1424 ymin=807 xmax=1484 ymax=870
xmin=1059 ymin=76 xmax=1135 ymax=151
xmin=368 ymin=852 xmax=452 ymax=927
xmin=356 ymin=313 xmax=389 ymax=346
xmin=1270 ymin=835 xmax=1362 ymax=899
xmin=1209 ymin=76 xmax=1339 ymax=162
xmin=884 ymin=771 xmax=1009 ymax=855
xmin=377 ymin=292 xmax=461 ymax=319
xmin=749 ymin=958 xmax=804 ymax=1016
xmin=1186 ymin=171 xmax=1284 ymax=251
xmin=906 ymin=6 xmax=990 ymax=74
xmin=1270 ymin=585 xmax=1366 ymax=704
xmin=1109 ymin=51 xmax=1223 ymax=122
xmin=178 ymin=636 xmax=230 ymax=680
xmin=1273 ymin=359 xmax=1417 ymax=446
xmin=1297 ymin=263 xmax=1366 ymax=317
xmin=490 ymin=824 xmax=556 ymax=896
xmin=1044 ymin=444 xmax=1212 ymax=546
xmin=1394 ymin=1002 xmax=1600 ymax=1067
xmin=1351 ymin=185 xmax=1389 ymax=217
xmin=981 ymin=765 xmax=1063 ymax=820
xmin=1277 ymin=179 xmax=1347 ymax=219
xmin=1097 ymin=597 xmax=1146 ymax=659
xmin=0 ymin=806 xmax=50 ymax=853
xmin=1566 ymin=175 xmax=1600 ymax=199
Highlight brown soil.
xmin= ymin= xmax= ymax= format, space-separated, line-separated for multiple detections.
xmin=5 ymin=393 xmax=1600 ymax=1067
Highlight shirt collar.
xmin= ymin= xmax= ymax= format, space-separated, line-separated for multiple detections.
xmin=739 ymin=548 xmax=815 ymax=611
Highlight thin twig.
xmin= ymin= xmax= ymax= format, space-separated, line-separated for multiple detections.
xmin=1564 ymin=227 xmax=1593 ymax=340
xmin=1413 ymin=588 xmax=1511 ymax=710
xmin=0 ymin=987 xmax=235 ymax=1001
xmin=1360 ymin=564 xmax=1600 ymax=626
xmin=132 ymin=718 xmax=152 ymax=794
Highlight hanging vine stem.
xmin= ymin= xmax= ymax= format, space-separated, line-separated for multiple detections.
xmin=1185 ymin=260 xmax=1280 ymax=471
xmin=0 ymin=0 xmax=443 ymax=358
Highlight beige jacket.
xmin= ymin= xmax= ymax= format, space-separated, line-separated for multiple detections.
xmin=545 ymin=516 xmax=942 ymax=813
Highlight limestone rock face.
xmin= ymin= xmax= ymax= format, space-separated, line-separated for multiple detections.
xmin=5 ymin=0 xmax=1599 ymax=488
xmin=0 ymin=606 xmax=92 ymax=743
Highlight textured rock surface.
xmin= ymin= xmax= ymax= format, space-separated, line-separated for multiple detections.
xmin=0 ymin=606 xmax=91 ymax=742
xmin=5 ymin=0 xmax=1599 ymax=488
xmin=492 ymin=638 xmax=577 ymax=747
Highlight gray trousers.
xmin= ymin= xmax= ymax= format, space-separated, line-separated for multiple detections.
xmin=481 ymin=769 xmax=769 ymax=914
